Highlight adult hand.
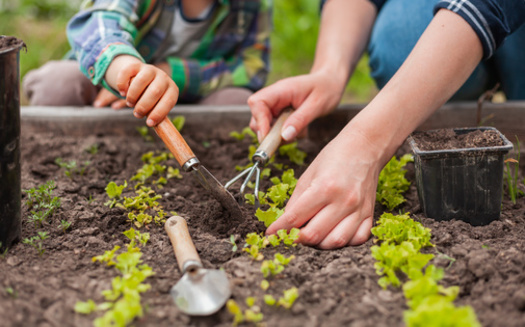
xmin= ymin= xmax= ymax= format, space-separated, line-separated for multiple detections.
xmin=105 ymin=55 xmax=179 ymax=127
xmin=266 ymin=129 xmax=382 ymax=249
xmin=248 ymin=70 xmax=346 ymax=143
xmin=93 ymin=88 xmax=128 ymax=109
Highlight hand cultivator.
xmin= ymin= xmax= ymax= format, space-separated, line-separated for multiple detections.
xmin=225 ymin=109 xmax=292 ymax=208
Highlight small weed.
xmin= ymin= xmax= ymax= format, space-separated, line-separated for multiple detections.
xmin=24 ymin=181 xmax=61 ymax=228
xmin=23 ymin=231 xmax=49 ymax=256
xmin=0 ymin=242 xmax=8 ymax=259
xmin=136 ymin=126 xmax=153 ymax=142
xmin=5 ymin=287 xmax=17 ymax=299
xmin=85 ymin=143 xmax=99 ymax=155
xmin=59 ymin=220 xmax=71 ymax=234
xmin=229 ymin=235 xmax=238 ymax=252
xmin=55 ymin=158 xmax=90 ymax=178
xmin=504 ymin=138 xmax=523 ymax=204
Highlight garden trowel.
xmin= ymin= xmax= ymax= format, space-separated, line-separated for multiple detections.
xmin=165 ymin=216 xmax=231 ymax=316
xmin=153 ymin=117 xmax=242 ymax=220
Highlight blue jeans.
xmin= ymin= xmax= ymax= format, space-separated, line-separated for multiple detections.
xmin=368 ymin=0 xmax=525 ymax=100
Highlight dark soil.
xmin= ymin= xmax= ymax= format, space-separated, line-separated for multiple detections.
xmin=0 ymin=124 xmax=524 ymax=327
xmin=412 ymin=128 xmax=505 ymax=151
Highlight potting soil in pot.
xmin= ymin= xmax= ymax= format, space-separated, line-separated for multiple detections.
xmin=0 ymin=125 xmax=524 ymax=327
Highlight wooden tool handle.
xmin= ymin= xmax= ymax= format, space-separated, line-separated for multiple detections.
xmin=257 ymin=108 xmax=293 ymax=157
xmin=154 ymin=117 xmax=196 ymax=167
xmin=165 ymin=216 xmax=201 ymax=272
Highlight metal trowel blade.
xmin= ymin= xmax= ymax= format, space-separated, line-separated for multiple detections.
xmin=170 ymin=268 xmax=231 ymax=316
xmin=191 ymin=165 xmax=243 ymax=220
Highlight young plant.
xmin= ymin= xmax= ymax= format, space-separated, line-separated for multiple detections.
xmin=85 ymin=143 xmax=99 ymax=155
xmin=23 ymin=231 xmax=49 ymax=256
xmin=276 ymin=287 xmax=299 ymax=309
xmin=0 ymin=242 xmax=8 ymax=259
xmin=229 ymin=235 xmax=238 ymax=252
xmin=278 ymin=142 xmax=307 ymax=165
xmin=376 ymin=154 xmax=413 ymax=211
xmin=504 ymin=138 xmax=522 ymax=204
xmin=104 ymin=181 xmax=128 ymax=208
xmin=59 ymin=220 xmax=71 ymax=233
xmin=136 ymin=126 xmax=153 ymax=142
xmin=171 ymin=115 xmax=185 ymax=131
xmin=24 ymin=181 xmax=61 ymax=228
xmin=55 ymin=158 xmax=90 ymax=177
xmin=230 ymin=126 xmax=258 ymax=143
xmin=76 ymin=231 xmax=154 ymax=327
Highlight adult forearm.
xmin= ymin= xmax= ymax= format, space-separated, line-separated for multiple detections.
xmin=343 ymin=9 xmax=484 ymax=165
xmin=311 ymin=0 xmax=377 ymax=87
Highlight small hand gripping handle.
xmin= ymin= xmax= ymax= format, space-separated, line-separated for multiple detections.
xmin=256 ymin=108 xmax=293 ymax=158
xmin=165 ymin=216 xmax=201 ymax=273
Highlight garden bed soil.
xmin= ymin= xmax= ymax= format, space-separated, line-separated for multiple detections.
xmin=1 ymin=118 xmax=524 ymax=327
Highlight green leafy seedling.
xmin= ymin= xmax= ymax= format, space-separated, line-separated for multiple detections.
xmin=229 ymin=235 xmax=238 ymax=252
xmin=85 ymin=143 xmax=99 ymax=155
xmin=376 ymin=154 xmax=413 ymax=211
xmin=136 ymin=126 xmax=153 ymax=142
xmin=23 ymin=231 xmax=49 ymax=256
xmin=504 ymin=137 xmax=523 ymax=204
xmin=171 ymin=115 xmax=185 ymax=131
xmin=59 ymin=220 xmax=71 ymax=233
xmin=278 ymin=142 xmax=307 ymax=165
xmin=277 ymin=287 xmax=299 ymax=309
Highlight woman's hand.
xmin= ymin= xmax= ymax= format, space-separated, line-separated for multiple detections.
xmin=266 ymin=129 xmax=382 ymax=249
xmin=248 ymin=70 xmax=346 ymax=143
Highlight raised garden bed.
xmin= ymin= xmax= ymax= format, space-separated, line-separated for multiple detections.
xmin=1 ymin=104 xmax=525 ymax=327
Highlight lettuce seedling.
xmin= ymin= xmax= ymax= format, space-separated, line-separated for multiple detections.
xmin=277 ymin=228 xmax=300 ymax=246
xmin=136 ymin=126 xmax=153 ymax=142
xmin=167 ymin=167 xmax=182 ymax=179
xmin=376 ymin=154 xmax=413 ymax=211
xmin=171 ymin=115 xmax=185 ymax=131
xmin=74 ymin=299 xmax=97 ymax=314
xmin=104 ymin=181 xmax=127 ymax=208
xmin=226 ymin=299 xmax=245 ymax=326
xmin=123 ymin=228 xmax=150 ymax=248
xmin=371 ymin=212 xmax=433 ymax=251
xmin=229 ymin=235 xmax=238 ymax=252
xmin=255 ymin=207 xmax=284 ymax=227
xmin=260 ymin=280 xmax=270 ymax=291
xmin=230 ymin=127 xmax=258 ymax=143
xmin=277 ymin=287 xmax=299 ymax=309
xmin=278 ymin=142 xmax=307 ymax=165
xmin=264 ymin=294 xmax=276 ymax=306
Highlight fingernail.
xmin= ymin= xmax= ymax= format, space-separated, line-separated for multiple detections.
xmin=120 ymin=91 xmax=126 ymax=97
xmin=93 ymin=101 xmax=101 ymax=107
xmin=146 ymin=119 xmax=154 ymax=127
xmin=127 ymin=101 xmax=133 ymax=107
xmin=257 ymin=131 xmax=262 ymax=143
xmin=133 ymin=111 xmax=143 ymax=119
xmin=282 ymin=126 xmax=296 ymax=141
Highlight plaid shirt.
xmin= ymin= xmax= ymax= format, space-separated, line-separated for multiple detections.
xmin=67 ymin=0 xmax=271 ymax=101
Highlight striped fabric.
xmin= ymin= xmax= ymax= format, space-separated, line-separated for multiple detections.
xmin=67 ymin=0 xmax=271 ymax=101
xmin=434 ymin=0 xmax=525 ymax=59
xmin=320 ymin=0 xmax=525 ymax=60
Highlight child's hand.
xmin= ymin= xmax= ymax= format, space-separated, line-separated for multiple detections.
xmin=105 ymin=55 xmax=179 ymax=127
xmin=93 ymin=88 xmax=128 ymax=109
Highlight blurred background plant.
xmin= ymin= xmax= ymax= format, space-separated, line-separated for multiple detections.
xmin=1 ymin=0 xmax=376 ymax=104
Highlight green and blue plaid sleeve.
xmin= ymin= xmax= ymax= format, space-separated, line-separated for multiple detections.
xmin=66 ymin=0 xmax=145 ymax=93
xmin=167 ymin=3 xmax=271 ymax=101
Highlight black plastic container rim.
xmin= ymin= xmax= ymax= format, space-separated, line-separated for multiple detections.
xmin=0 ymin=35 xmax=25 ymax=56
xmin=408 ymin=126 xmax=514 ymax=158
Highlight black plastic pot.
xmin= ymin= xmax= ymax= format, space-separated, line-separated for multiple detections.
xmin=0 ymin=36 xmax=25 ymax=250
xmin=408 ymin=127 xmax=513 ymax=225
